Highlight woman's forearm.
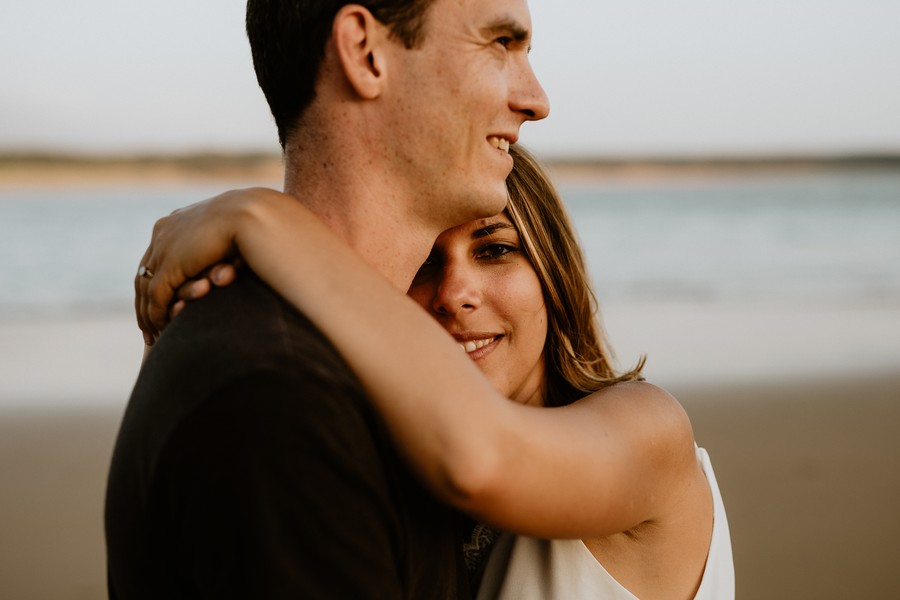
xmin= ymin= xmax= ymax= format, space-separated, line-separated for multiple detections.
xmin=234 ymin=192 xmax=514 ymax=503
xmin=227 ymin=191 xmax=694 ymax=538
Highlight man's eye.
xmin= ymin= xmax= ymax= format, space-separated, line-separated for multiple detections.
xmin=412 ymin=253 xmax=439 ymax=280
xmin=495 ymin=36 xmax=512 ymax=48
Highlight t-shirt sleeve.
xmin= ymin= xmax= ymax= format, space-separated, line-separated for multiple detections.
xmin=151 ymin=369 xmax=403 ymax=599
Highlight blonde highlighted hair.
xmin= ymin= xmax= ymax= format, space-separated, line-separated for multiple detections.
xmin=505 ymin=145 xmax=644 ymax=407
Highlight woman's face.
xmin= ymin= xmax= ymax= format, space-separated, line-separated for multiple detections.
xmin=407 ymin=212 xmax=548 ymax=406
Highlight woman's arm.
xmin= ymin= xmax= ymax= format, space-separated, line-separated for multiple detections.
xmin=141 ymin=188 xmax=701 ymax=538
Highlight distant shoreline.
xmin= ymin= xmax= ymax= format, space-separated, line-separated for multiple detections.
xmin=0 ymin=152 xmax=286 ymax=189
xmin=544 ymin=153 xmax=900 ymax=184
xmin=2 ymin=151 xmax=899 ymax=189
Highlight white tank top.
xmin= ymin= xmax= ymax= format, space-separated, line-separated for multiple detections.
xmin=476 ymin=446 xmax=734 ymax=599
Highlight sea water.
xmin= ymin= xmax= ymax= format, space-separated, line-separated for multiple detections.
xmin=1 ymin=171 xmax=899 ymax=316
xmin=564 ymin=171 xmax=900 ymax=306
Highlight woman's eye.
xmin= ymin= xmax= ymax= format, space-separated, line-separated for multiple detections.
xmin=477 ymin=244 xmax=516 ymax=260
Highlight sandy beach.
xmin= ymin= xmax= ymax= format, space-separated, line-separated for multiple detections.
xmin=680 ymin=372 xmax=900 ymax=599
xmin=0 ymin=408 xmax=122 ymax=600
xmin=1 ymin=302 xmax=898 ymax=599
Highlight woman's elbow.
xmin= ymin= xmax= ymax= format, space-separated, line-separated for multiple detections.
xmin=434 ymin=441 xmax=507 ymax=514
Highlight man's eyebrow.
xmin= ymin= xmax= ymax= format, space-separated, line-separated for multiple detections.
xmin=472 ymin=222 xmax=516 ymax=239
xmin=480 ymin=18 xmax=531 ymax=43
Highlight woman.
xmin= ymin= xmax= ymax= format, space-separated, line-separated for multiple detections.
xmin=138 ymin=145 xmax=733 ymax=598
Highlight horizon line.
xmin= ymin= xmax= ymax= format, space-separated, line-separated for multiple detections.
xmin=2 ymin=149 xmax=900 ymax=169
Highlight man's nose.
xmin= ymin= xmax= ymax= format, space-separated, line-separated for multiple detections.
xmin=511 ymin=59 xmax=550 ymax=122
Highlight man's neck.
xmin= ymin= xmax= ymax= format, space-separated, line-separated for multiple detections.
xmin=282 ymin=148 xmax=440 ymax=293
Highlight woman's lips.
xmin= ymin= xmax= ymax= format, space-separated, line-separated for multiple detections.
xmin=456 ymin=335 xmax=502 ymax=360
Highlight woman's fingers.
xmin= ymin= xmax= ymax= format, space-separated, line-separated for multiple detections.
xmin=170 ymin=299 xmax=186 ymax=320
xmin=135 ymin=245 xmax=156 ymax=343
xmin=146 ymin=264 xmax=179 ymax=334
xmin=132 ymin=189 xmax=263 ymax=344
xmin=178 ymin=278 xmax=211 ymax=301
xmin=209 ymin=262 xmax=238 ymax=287
xmin=136 ymin=213 xmax=182 ymax=342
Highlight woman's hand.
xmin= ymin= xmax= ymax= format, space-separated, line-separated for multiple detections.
xmin=134 ymin=187 xmax=283 ymax=345
xmin=168 ymin=258 xmax=243 ymax=319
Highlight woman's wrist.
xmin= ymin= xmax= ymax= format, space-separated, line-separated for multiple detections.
xmin=231 ymin=188 xmax=298 ymax=252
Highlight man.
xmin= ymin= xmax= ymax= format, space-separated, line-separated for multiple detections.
xmin=105 ymin=0 xmax=547 ymax=598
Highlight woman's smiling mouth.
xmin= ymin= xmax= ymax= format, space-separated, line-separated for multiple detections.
xmin=457 ymin=335 xmax=502 ymax=356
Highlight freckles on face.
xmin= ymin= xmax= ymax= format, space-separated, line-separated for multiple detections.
xmin=493 ymin=267 xmax=547 ymax=404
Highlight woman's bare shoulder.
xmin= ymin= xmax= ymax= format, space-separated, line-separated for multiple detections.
xmin=577 ymin=381 xmax=698 ymax=470
xmin=579 ymin=380 xmax=690 ymax=425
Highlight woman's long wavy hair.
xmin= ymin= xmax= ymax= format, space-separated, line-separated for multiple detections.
xmin=505 ymin=145 xmax=645 ymax=407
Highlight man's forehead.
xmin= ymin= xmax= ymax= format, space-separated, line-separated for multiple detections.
xmin=430 ymin=0 xmax=533 ymax=37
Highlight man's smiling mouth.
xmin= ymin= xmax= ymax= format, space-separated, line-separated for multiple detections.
xmin=488 ymin=136 xmax=511 ymax=153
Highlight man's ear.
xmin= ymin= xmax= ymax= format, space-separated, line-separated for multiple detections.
xmin=333 ymin=5 xmax=389 ymax=100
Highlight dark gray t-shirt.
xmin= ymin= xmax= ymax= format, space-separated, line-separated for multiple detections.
xmin=106 ymin=272 xmax=470 ymax=599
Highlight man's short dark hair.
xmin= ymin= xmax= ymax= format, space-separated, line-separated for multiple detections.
xmin=247 ymin=0 xmax=437 ymax=149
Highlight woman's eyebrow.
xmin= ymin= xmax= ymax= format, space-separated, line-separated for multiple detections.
xmin=472 ymin=222 xmax=516 ymax=239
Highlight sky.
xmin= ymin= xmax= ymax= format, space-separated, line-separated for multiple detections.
xmin=2 ymin=0 xmax=899 ymax=159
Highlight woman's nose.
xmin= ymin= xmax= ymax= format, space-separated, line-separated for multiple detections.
xmin=432 ymin=265 xmax=480 ymax=316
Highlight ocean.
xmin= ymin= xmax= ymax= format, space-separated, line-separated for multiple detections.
xmin=563 ymin=171 xmax=900 ymax=307
xmin=1 ymin=170 xmax=899 ymax=316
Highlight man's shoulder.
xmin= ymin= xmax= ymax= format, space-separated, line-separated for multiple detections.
xmin=124 ymin=270 xmax=367 ymax=459
xmin=172 ymin=270 xmax=325 ymax=347
xmin=111 ymin=269 xmax=376 ymax=504
xmin=153 ymin=270 xmax=347 ymax=377
xmin=109 ymin=275 xmax=472 ymax=600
